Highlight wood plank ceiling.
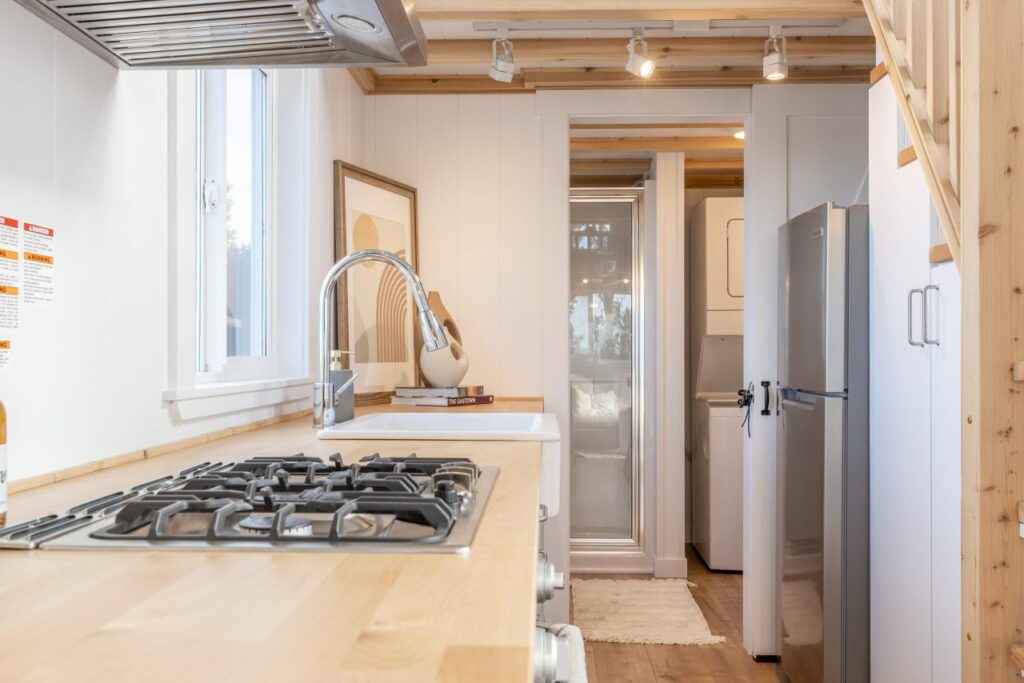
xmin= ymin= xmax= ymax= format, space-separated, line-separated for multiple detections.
xmin=350 ymin=2 xmax=875 ymax=94
xmin=568 ymin=122 xmax=746 ymax=189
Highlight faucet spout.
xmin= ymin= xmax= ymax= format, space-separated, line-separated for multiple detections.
xmin=314 ymin=249 xmax=447 ymax=429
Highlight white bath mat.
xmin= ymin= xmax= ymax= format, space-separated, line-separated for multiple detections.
xmin=571 ymin=578 xmax=726 ymax=645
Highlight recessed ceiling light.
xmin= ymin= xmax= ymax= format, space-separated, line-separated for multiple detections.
xmin=734 ymin=130 xmax=745 ymax=140
xmin=332 ymin=14 xmax=380 ymax=33
xmin=763 ymin=27 xmax=788 ymax=81
xmin=626 ymin=30 xmax=655 ymax=79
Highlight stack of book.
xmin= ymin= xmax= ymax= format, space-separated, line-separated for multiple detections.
xmin=391 ymin=386 xmax=494 ymax=407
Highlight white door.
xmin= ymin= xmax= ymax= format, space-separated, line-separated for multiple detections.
xmin=868 ymin=80 xmax=934 ymax=682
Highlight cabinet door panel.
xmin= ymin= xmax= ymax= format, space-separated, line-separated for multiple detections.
xmin=867 ymin=81 xmax=933 ymax=683
xmin=929 ymin=261 xmax=961 ymax=683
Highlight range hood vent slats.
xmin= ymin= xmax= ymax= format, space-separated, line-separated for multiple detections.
xmin=91 ymin=15 xmax=303 ymax=36
xmin=106 ymin=25 xmax=318 ymax=48
xmin=16 ymin=0 xmax=427 ymax=68
xmin=117 ymin=33 xmax=330 ymax=58
xmin=69 ymin=8 xmax=308 ymax=31
xmin=54 ymin=0 xmax=292 ymax=10
xmin=128 ymin=43 xmax=336 ymax=64
xmin=101 ymin=20 xmax=310 ymax=40
xmin=56 ymin=0 xmax=296 ymax=16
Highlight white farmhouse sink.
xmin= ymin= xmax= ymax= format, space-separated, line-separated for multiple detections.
xmin=318 ymin=411 xmax=559 ymax=442
xmin=319 ymin=412 xmax=562 ymax=515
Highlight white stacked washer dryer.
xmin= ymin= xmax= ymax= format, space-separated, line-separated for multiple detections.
xmin=689 ymin=197 xmax=745 ymax=572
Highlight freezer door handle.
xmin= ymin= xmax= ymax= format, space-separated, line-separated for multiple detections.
xmin=908 ymin=288 xmax=925 ymax=347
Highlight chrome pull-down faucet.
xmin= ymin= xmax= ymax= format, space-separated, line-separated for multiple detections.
xmin=314 ymin=249 xmax=447 ymax=429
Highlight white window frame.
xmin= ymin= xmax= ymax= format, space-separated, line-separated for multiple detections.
xmin=195 ymin=68 xmax=275 ymax=385
xmin=164 ymin=70 xmax=312 ymax=420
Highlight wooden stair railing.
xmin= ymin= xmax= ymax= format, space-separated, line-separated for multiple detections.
xmin=863 ymin=0 xmax=962 ymax=268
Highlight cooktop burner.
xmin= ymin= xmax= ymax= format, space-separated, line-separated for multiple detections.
xmin=0 ymin=453 xmax=499 ymax=553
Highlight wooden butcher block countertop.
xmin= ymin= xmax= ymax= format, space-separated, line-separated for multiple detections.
xmin=0 ymin=405 xmax=544 ymax=683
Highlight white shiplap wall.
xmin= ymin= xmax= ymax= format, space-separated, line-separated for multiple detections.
xmin=361 ymin=95 xmax=544 ymax=397
xmin=0 ymin=0 xmax=366 ymax=482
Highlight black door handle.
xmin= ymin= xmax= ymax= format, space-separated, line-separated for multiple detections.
xmin=760 ymin=381 xmax=772 ymax=416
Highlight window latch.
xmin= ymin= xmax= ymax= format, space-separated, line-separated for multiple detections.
xmin=202 ymin=178 xmax=220 ymax=212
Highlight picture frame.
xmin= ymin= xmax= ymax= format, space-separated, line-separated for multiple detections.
xmin=333 ymin=162 xmax=419 ymax=405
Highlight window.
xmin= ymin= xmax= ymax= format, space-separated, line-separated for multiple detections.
xmin=196 ymin=69 xmax=270 ymax=380
xmin=165 ymin=69 xmax=310 ymax=419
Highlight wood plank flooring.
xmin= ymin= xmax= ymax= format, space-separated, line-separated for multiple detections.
xmin=574 ymin=546 xmax=780 ymax=683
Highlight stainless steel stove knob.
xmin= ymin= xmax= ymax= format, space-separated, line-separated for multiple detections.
xmin=534 ymin=627 xmax=558 ymax=683
xmin=536 ymin=558 xmax=566 ymax=603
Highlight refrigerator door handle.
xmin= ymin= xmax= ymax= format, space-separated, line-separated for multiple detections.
xmin=908 ymin=288 xmax=925 ymax=347
xmin=923 ymin=284 xmax=940 ymax=345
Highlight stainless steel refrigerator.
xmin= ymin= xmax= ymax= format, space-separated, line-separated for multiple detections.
xmin=777 ymin=202 xmax=869 ymax=683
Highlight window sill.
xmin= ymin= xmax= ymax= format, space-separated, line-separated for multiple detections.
xmin=164 ymin=376 xmax=313 ymax=422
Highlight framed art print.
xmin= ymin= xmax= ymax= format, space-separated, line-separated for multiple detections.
xmin=333 ymin=162 xmax=418 ymax=404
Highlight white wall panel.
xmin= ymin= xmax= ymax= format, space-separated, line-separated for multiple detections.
xmin=364 ymin=94 xmax=544 ymax=397
xmin=455 ymin=96 xmax=502 ymax=392
xmin=369 ymin=95 xmax=418 ymax=187
xmin=414 ymin=96 xmax=461 ymax=322
xmin=0 ymin=1 xmax=365 ymax=482
xmin=497 ymin=96 xmax=543 ymax=396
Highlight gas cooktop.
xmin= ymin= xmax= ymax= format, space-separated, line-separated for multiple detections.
xmin=0 ymin=453 xmax=498 ymax=553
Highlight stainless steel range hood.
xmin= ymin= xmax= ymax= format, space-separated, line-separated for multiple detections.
xmin=13 ymin=0 xmax=427 ymax=69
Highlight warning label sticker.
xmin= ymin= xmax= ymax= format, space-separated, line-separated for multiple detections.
xmin=23 ymin=222 xmax=53 ymax=304
xmin=0 ymin=216 xmax=19 ymax=329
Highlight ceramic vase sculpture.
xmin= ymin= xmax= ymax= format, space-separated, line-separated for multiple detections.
xmin=418 ymin=291 xmax=470 ymax=388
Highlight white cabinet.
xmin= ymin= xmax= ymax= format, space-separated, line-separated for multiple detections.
xmin=691 ymin=197 xmax=745 ymax=335
xmin=868 ymin=78 xmax=961 ymax=683
xmin=692 ymin=394 xmax=744 ymax=570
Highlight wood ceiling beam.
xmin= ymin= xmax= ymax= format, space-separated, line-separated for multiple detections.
xmin=347 ymin=68 xmax=377 ymax=94
xmin=569 ymin=157 xmax=744 ymax=174
xmin=364 ymin=65 xmax=868 ymax=95
xmin=369 ymin=74 xmax=530 ymax=94
xmin=570 ymin=175 xmax=646 ymax=187
xmin=571 ymin=122 xmax=743 ymax=130
xmin=569 ymin=155 xmax=745 ymax=176
xmin=685 ymin=174 xmax=744 ymax=189
xmin=414 ymin=1 xmax=866 ymax=21
xmin=570 ymin=158 xmax=653 ymax=174
xmin=570 ymin=136 xmax=743 ymax=153
xmin=369 ymin=65 xmax=869 ymax=94
xmin=425 ymin=36 xmax=874 ymax=66
xmin=522 ymin=65 xmax=869 ymax=88
xmin=686 ymin=157 xmax=745 ymax=171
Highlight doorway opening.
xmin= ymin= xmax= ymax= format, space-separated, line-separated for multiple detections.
xmin=566 ymin=118 xmax=768 ymax=681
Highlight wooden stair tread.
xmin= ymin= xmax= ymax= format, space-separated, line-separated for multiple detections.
xmin=929 ymin=243 xmax=954 ymax=264
xmin=897 ymin=145 xmax=918 ymax=168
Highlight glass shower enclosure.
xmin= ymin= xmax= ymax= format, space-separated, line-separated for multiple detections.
xmin=569 ymin=188 xmax=645 ymax=554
